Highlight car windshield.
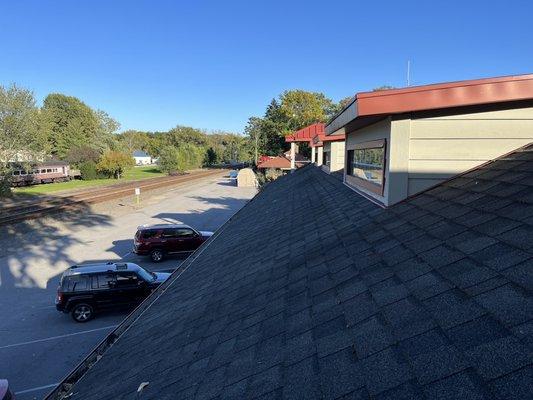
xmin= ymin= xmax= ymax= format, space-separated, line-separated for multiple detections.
xmin=136 ymin=267 xmax=156 ymax=282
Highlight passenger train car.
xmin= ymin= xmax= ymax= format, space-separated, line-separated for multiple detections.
xmin=10 ymin=161 xmax=72 ymax=187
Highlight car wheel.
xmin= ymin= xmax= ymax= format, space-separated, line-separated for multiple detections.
xmin=150 ymin=249 xmax=164 ymax=263
xmin=71 ymin=303 xmax=94 ymax=322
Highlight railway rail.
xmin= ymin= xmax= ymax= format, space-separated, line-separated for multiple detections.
xmin=0 ymin=169 xmax=224 ymax=226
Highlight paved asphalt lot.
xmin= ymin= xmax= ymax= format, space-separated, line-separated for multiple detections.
xmin=0 ymin=176 xmax=257 ymax=399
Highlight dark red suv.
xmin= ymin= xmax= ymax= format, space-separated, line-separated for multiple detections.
xmin=133 ymin=224 xmax=213 ymax=262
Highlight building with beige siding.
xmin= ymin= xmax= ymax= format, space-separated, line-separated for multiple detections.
xmin=326 ymin=74 xmax=533 ymax=206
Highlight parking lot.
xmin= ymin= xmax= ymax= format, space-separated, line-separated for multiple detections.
xmin=0 ymin=175 xmax=257 ymax=399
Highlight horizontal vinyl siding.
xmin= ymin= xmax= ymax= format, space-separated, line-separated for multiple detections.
xmin=407 ymin=106 xmax=533 ymax=195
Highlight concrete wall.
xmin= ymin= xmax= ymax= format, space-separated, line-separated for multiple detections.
xmin=321 ymin=141 xmax=346 ymax=174
xmin=330 ymin=141 xmax=345 ymax=173
xmin=316 ymin=146 xmax=324 ymax=166
xmin=406 ymin=105 xmax=533 ymax=195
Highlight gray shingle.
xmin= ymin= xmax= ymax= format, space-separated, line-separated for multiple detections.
xmin=423 ymin=370 xmax=491 ymax=400
xmin=352 ymin=315 xmax=395 ymax=358
xmin=464 ymin=336 xmax=532 ymax=379
xmin=52 ymin=148 xmax=533 ymax=400
xmin=489 ymin=365 xmax=533 ymax=400
xmin=318 ymin=348 xmax=364 ymax=399
xmin=360 ymin=346 xmax=413 ymax=395
xmin=423 ymin=289 xmax=486 ymax=329
xmin=474 ymin=284 xmax=533 ymax=326
xmin=410 ymin=344 xmax=468 ymax=384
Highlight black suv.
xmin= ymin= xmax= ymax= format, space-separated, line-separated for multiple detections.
xmin=55 ymin=262 xmax=170 ymax=322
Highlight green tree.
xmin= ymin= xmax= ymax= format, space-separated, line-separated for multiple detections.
xmin=118 ymin=130 xmax=150 ymax=155
xmin=41 ymin=93 xmax=101 ymax=158
xmin=95 ymin=109 xmax=120 ymax=151
xmin=243 ymin=91 xmax=338 ymax=159
xmin=167 ymin=126 xmax=208 ymax=147
xmin=205 ymin=147 xmax=217 ymax=165
xmin=373 ymin=85 xmax=396 ymax=91
xmin=0 ymin=84 xmax=47 ymax=195
xmin=96 ymin=151 xmax=134 ymax=179
xmin=330 ymin=96 xmax=354 ymax=117
xmin=279 ymin=90 xmax=335 ymax=133
xmin=158 ymin=146 xmax=182 ymax=174
xmin=65 ymin=145 xmax=101 ymax=166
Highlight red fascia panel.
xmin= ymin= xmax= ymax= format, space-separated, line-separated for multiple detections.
xmin=356 ymin=74 xmax=533 ymax=117
xmin=322 ymin=133 xmax=346 ymax=141
xmin=312 ymin=131 xmax=344 ymax=144
xmin=285 ymin=123 xmax=325 ymax=142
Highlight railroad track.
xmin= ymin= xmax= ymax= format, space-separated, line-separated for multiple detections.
xmin=0 ymin=169 xmax=225 ymax=226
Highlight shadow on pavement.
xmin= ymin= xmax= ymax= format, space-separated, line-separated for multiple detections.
xmin=0 ymin=198 xmax=112 ymax=292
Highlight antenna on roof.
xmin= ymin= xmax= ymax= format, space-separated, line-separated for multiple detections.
xmin=407 ymin=60 xmax=411 ymax=87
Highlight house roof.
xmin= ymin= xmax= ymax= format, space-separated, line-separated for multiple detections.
xmin=48 ymin=144 xmax=533 ymax=400
xmin=257 ymin=154 xmax=307 ymax=169
xmin=133 ymin=150 xmax=150 ymax=157
xmin=256 ymin=156 xmax=292 ymax=169
xmin=326 ymin=73 xmax=533 ymax=134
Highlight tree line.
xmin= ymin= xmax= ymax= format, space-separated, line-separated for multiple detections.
xmin=0 ymin=81 xmax=390 ymax=196
xmin=0 ymin=84 xmax=251 ymax=195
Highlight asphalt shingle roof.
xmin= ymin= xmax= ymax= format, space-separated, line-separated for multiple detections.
xmin=52 ymin=145 xmax=533 ymax=400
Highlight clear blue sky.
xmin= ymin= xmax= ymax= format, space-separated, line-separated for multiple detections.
xmin=1 ymin=0 xmax=532 ymax=133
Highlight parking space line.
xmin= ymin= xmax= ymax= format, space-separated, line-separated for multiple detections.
xmin=121 ymin=251 xmax=131 ymax=257
xmin=15 ymin=383 xmax=59 ymax=395
xmin=0 ymin=325 xmax=117 ymax=350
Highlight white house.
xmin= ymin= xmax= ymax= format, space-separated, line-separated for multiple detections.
xmin=133 ymin=150 xmax=154 ymax=165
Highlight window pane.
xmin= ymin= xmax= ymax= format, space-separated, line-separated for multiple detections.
xmin=162 ymin=229 xmax=178 ymax=238
xmin=66 ymin=275 xmax=89 ymax=291
xmin=116 ymin=272 xmax=139 ymax=286
xmin=351 ymin=147 xmax=384 ymax=186
xmin=176 ymin=228 xmax=194 ymax=237
xmin=346 ymin=142 xmax=386 ymax=196
xmin=141 ymin=230 xmax=159 ymax=239
xmin=96 ymin=273 xmax=115 ymax=289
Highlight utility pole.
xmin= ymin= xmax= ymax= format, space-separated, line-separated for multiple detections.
xmin=254 ymin=131 xmax=258 ymax=164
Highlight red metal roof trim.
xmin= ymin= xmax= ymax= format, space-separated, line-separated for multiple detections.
xmin=356 ymin=73 xmax=533 ymax=117
xmin=311 ymin=131 xmax=345 ymax=145
xmin=285 ymin=123 xmax=325 ymax=142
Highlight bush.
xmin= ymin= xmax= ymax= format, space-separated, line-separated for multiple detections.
xmin=158 ymin=146 xmax=181 ymax=174
xmin=159 ymin=144 xmax=205 ymax=174
xmin=97 ymin=151 xmax=134 ymax=179
xmin=78 ymin=161 xmax=98 ymax=180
